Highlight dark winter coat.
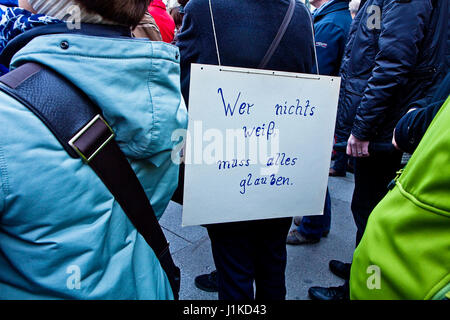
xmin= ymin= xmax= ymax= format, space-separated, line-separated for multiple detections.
xmin=336 ymin=0 xmax=449 ymax=143
xmin=176 ymin=0 xmax=316 ymax=106
xmin=394 ymin=71 xmax=450 ymax=154
xmin=0 ymin=0 xmax=17 ymax=6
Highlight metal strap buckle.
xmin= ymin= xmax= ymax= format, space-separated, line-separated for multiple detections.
xmin=68 ymin=115 xmax=115 ymax=163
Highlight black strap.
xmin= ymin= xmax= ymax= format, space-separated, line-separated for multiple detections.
xmin=258 ymin=0 xmax=296 ymax=69
xmin=0 ymin=63 xmax=180 ymax=299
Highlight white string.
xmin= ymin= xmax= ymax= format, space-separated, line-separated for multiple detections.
xmin=308 ymin=11 xmax=320 ymax=75
xmin=208 ymin=0 xmax=222 ymax=66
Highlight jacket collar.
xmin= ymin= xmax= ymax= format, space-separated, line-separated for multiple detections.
xmin=313 ymin=0 xmax=350 ymax=21
xmin=0 ymin=23 xmax=131 ymax=67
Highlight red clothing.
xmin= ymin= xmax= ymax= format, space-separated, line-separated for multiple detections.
xmin=148 ymin=0 xmax=175 ymax=43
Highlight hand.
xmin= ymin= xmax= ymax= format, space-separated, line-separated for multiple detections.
xmin=347 ymin=134 xmax=370 ymax=157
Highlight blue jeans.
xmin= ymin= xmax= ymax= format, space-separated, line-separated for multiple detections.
xmin=297 ymin=188 xmax=331 ymax=240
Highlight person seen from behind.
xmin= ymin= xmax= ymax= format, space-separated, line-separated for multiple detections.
xmin=0 ymin=0 xmax=187 ymax=299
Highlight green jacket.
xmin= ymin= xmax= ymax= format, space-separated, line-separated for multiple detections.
xmin=350 ymin=97 xmax=450 ymax=300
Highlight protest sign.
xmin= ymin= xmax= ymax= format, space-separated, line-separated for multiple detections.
xmin=181 ymin=64 xmax=340 ymax=226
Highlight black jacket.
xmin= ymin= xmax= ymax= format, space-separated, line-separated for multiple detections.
xmin=176 ymin=0 xmax=315 ymax=106
xmin=336 ymin=0 xmax=449 ymax=143
xmin=394 ymin=72 xmax=450 ymax=154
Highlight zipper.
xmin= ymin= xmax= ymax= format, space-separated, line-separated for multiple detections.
xmin=387 ymin=169 xmax=404 ymax=190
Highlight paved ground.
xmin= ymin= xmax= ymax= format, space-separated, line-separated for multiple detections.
xmin=159 ymin=172 xmax=356 ymax=300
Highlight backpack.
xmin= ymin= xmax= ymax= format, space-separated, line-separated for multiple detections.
xmin=350 ymin=96 xmax=450 ymax=300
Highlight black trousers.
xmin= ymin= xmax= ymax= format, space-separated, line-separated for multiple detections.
xmin=207 ymin=218 xmax=292 ymax=300
xmin=351 ymin=151 xmax=403 ymax=247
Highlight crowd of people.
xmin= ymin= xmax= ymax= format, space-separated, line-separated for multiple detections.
xmin=0 ymin=0 xmax=448 ymax=301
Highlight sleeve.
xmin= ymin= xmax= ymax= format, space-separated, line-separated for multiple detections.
xmin=394 ymin=100 xmax=443 ymax=154
xmin=313 ymin=23 xmax=347 ymax=76
xmin=175 ymin=4 xmax=202 ymax=108
xmin=351 ymin=0 xmax=433 ymax=140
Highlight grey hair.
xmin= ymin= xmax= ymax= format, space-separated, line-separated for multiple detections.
xmin=349 ymin=0 xmax=361 ymax=13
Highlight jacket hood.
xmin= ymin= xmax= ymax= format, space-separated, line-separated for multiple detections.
xmin=8 ymin=25 xmax=187 ymax=163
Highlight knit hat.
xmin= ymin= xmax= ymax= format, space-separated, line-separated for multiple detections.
xmin=28 ymin=0 xmax=110 ymax=24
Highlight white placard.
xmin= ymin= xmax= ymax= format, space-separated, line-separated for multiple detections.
xmin=181 ymin=64 xmax=340 ymax=226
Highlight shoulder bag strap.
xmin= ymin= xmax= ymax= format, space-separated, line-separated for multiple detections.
xmin=258 ymin=0 xmax=296 ymax=69
xmin=208 ymin=0 xmax=296 ymax=69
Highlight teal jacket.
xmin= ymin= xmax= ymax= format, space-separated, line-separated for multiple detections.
xmin=0 ymin=31 xmax=187 ymax=299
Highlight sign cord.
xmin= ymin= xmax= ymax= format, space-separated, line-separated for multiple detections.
xmin=208 ymin=0 xmax=222 ymax=66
